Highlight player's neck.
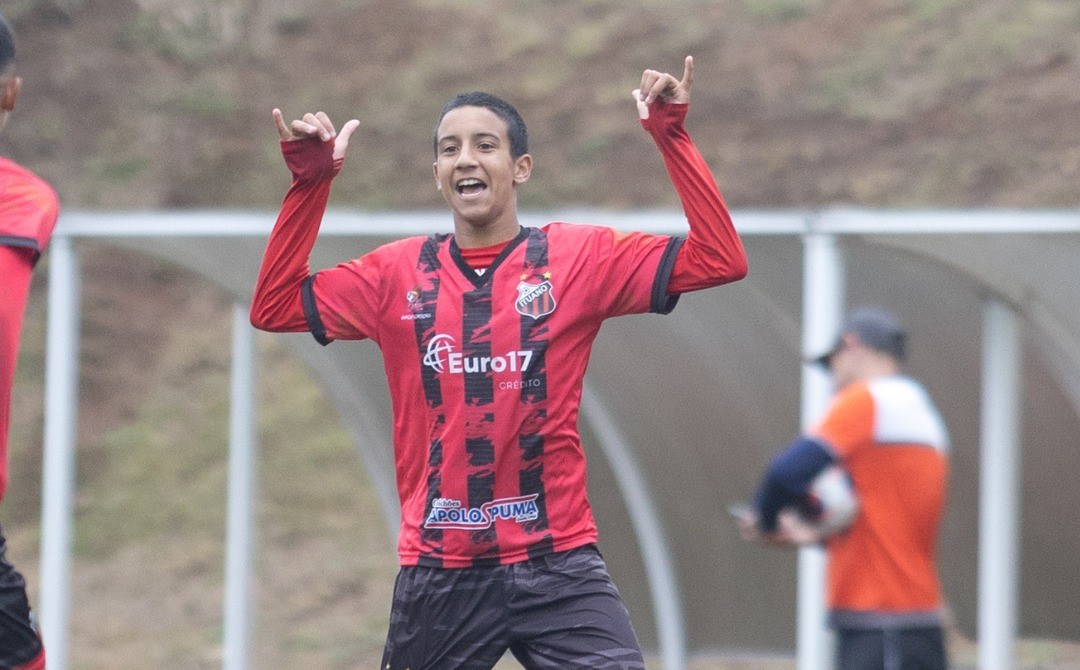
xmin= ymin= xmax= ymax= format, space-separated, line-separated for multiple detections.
xmin=842 ymin=363 xmax=900 ymax=390
xmin=458 ymin=239 xmax=511 ymax=275
xmin=453 ymin=215 xmax=521 ymax=249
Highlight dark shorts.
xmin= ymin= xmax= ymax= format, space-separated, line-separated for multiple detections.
xmin=0 ymin=524 xmax=43 ymax=669
xmin=380 ymin=544 xmax=644 ymax=670
xmin=836 ymin=626 xmax=947 ymax=670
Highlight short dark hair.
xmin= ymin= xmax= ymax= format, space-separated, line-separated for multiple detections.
xmin=433 ymin=92 xmax=528 ymax=159
xmin=0 ymin=12 xmax=15 ymax=72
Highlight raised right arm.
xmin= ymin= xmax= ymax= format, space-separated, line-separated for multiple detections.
xmin=250 ymin=109 xmax=358 ymax=332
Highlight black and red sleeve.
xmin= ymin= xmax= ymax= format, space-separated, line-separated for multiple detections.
xmin=640 ymin=101 xmax=748 ymax=294
xmin=250 ymin=138 xmax=341 ymax=338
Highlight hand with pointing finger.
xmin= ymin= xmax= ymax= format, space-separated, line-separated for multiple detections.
xmin=632 ymin=55 xmax=694 ymax=120
xmin=272 ymin=108 xmax=360 ymax=182
xmin=272 ymin=108 xmax=360 ymax=162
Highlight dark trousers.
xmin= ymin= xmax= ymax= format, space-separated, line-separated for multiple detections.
xmin=836 ymin=626 xmax=947 ymax=670
xmin=0 ymin=524 xmax=43 ymax=669
xmin=381 ymin=544 xmax=645 ymax=670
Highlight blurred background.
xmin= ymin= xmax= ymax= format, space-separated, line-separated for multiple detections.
xmin=3 ymin=0 xmax=1079 ymax=668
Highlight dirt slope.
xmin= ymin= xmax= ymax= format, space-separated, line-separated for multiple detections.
xmin=7 ymin=0 xmax=1080 ymax=211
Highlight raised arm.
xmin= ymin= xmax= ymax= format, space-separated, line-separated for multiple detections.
xmin=249 ymin=109 xmax=358 ymax=332
xmin=635 ymin=56 xmax=748 ymax=294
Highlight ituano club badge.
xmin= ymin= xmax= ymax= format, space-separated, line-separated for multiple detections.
xmin=515 ymin=272 xmax=556 ymax=319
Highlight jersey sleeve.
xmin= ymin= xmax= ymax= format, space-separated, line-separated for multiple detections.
xmin=753 ymin=435 xmax=837 ymax=532
xmin=303 ymin=248 xmax=392 ymax=344
xmin=0 ymin=161 xmax=59 ymax=265
xmin=569 ymin=224 xmax=683 ymax=318
xmin=250 ymin=137 xmax=352 ymax=339
xmin=638 ymin=101 xmax=747 ymax=294
xmin=809 ymin=382 xmax=877 ymax=459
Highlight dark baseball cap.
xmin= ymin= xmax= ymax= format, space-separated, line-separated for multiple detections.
xmin=812 ymin=306 xmax=907 ymax=368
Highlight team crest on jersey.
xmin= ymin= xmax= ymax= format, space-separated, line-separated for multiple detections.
xmin=515 ymin=272 xmax=556 ymax=319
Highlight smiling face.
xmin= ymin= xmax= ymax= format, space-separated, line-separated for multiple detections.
xmin=433 ymin=105 xmax=532 ymax=247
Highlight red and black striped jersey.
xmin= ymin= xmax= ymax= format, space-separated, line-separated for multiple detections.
xmin=306 ymin=222 xmax=681 ymax=566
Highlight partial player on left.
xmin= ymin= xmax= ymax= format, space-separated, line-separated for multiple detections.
xmin=0 ymin=10 xmax=59 ymax=670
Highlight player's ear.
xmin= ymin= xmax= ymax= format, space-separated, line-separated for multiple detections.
xmin=0 ymin=76 xmax=21 ymax=112
xmin=433 ymin=161 xmax=441 ymax=190
xmin=513 ymin=153 xmax=532 ymax=185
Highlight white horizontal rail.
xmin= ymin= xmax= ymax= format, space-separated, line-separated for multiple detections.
xmin=54 ymin=208 xmax=1080 ymax=239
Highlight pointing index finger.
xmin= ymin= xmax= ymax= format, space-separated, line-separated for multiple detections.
xmin=272 ymin=108 xmax=292 ymax=141
xmin=681 ymin=55 xmax=694 ymax=92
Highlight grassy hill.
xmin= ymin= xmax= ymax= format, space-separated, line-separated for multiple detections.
xmin=2 ymin=0 xmax=1079 ymax=667
xmin=6 ymin=0 xmax=1080 ymax=211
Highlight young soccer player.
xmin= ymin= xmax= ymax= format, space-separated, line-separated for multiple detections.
xmin=252 ymin=56 xmax=747 ymax=669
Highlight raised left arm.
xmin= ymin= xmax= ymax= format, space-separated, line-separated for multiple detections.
xmin=635 ymin=57 xmax=748 ymax=293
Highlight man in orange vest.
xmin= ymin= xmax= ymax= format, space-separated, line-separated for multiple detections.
xmin=742 ymin=307 xmax=950 ymax=670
